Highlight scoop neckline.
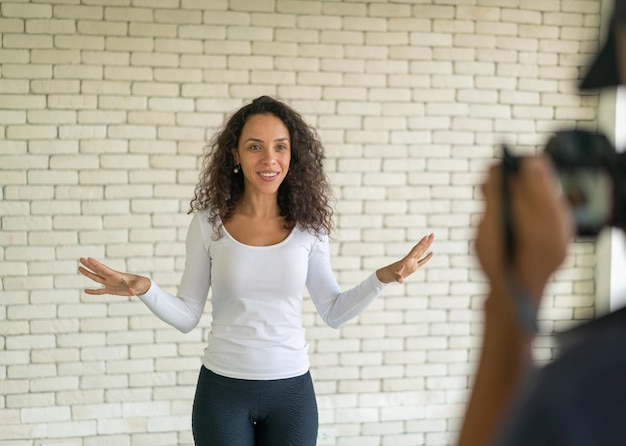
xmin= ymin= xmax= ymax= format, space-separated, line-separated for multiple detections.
xmin=220 ymin=223 xmax=297 ymax=248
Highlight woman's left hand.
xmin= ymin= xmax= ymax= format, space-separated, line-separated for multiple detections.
xmin=376 ymin=233 xmax=434 ymax=284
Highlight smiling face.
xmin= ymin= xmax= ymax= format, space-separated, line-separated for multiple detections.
xmin=233 ymin=113 xmax=291 ymax=199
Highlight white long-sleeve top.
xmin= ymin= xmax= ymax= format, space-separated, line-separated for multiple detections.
xmin=138 ymin=209 xmax=387 ymax=380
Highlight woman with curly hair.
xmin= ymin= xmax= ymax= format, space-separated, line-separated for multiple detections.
xmin=78 ymin=96 xmax=434 ymax=446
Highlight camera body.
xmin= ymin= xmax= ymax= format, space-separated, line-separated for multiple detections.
xmin=544 ymin=129 xmax=626 ymax=236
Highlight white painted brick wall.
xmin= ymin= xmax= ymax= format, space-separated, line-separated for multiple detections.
xmin=0 ymin=0 xmax=602 ymax=444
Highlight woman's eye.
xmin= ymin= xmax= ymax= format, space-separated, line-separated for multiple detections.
xmin=249 ymin=145 xmax=260 ymax=151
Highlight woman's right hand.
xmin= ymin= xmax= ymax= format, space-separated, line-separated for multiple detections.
xmin=78 ymin=257 xmax=151 ymax=296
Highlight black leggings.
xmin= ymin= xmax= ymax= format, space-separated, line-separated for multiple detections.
xmin=192 ymin=366 xmax=318 ymax=446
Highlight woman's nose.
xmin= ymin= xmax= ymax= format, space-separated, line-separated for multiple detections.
xmin=261 ymin=148 xmax=275 ymax=163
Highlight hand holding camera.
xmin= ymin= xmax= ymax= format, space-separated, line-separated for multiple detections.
xmin=476 ymin=155 xmax=573 ymax=328
xmin=484 ymin=129 xmax=625 ymax=331
xmin=468 ymin=134 xmax=626 ymax=446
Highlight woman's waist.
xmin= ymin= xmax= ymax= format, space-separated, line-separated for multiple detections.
xmin=202 ymin=336 xmax=310 ymax=380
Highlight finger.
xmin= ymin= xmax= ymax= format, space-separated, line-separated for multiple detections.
xmin=405 ymin=234 xmax=434 ymax=260
xmin=418 ymin=232 xmax=434 ymax=248
xmin=396 ymin=267 xmax=405 ymax=284
xmin=512 ymin=156 xmax=559 ymax=209
xmin=397 ymin=264 xmax=406 ymax=277
xmin=80 ymin=257 xmax=102 ymax=272
xmin=83 ymin=257 xmax=115 ymax=277
xmin=417 ymin=251 xmax=434 ymax=267
xmin=477 ymin=164 xmax=503 ymax=236
xmin=83 ymin=288 xmax=108 ymax=295
xmin=483 ymin=164 xmax=501 ymax=205
xmin=78 ymin=258 xmax=98 ymax=276
xmin=78 ymin=266 xmax=106 ymax=284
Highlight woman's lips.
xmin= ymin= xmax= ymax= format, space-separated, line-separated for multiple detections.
xmin=258 ymin=171 xmax=279 ymax=181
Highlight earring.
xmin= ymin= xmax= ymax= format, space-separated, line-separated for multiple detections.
xmin=233 ymin=164 xmax=240 ymax=174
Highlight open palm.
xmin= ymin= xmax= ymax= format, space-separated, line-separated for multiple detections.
xmin=78 ymin=257 xmax=150 ymax=296
xmin=377 ymin=233 xmax=434 ymax=284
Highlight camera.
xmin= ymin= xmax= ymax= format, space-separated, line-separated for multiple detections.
xmin=502 ymin=129 xmax=626 ymax=238
xmin=544 ymin=129 xmax=626 ymax=236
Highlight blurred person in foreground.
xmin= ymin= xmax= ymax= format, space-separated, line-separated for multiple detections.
xmin=458 ymin=1 xmax=626 ymax=444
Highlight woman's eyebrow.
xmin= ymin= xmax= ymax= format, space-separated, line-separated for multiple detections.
xmin=243 ymin=137 xmax=290 ymax=143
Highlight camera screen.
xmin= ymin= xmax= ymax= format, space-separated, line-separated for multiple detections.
xmin=557 ymin=168 xmax=613 ymax=236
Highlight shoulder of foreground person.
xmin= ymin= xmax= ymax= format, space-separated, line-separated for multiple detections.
xmin=494 ymin=305 xmax=626 ymax=445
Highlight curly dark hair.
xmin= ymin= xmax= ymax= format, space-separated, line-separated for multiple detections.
xmin=189 ymin=96 xmax=334 ymax=237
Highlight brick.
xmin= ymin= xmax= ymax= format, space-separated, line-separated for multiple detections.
xmin=51 ymin=215 xmax=102 ymax=230
xmin=7 ymin=124 xmax=57 ymax=140
xmin=253 ymin=41 xmax=300 ymax=58
xmin=71 ymin=402 xmax=122 ymax=420
xmin=2 ymin=63 xmax=52 ymax=80
xmin=132 ymin=82 xmax=180 ymax=97
xmin=129 ymin=22 xmax=177 ymax=37
xmin=227 ymin=25 xmax=273 ymax=42
xmin=154 ymin=8 xmax=201 ymax=24
xmin=77 ymin=111 xmax=127 ymax=125
xmin=5 ymin=392 xmax=55 ymax=409
xmin=55 ymin=35 xmax=105 ymax=50
xmin=30 ymin=49 xmax=80 ymax=65
xmin=30 ymin=79 xmax=80 ymax=94
xmin=4 ymin=185 xmax=54 ymax=200
xmin=28 ymin=110 xmax=77 ymax=124
xmin=105 ymin=66 xmax=153 ymax=81
xmin=77 ymin=20 xmax=127 ymax=36
xmin=21 ymin=406 xmax=71 ymax=423
xmin=106 ymin=36 xmax=154 ymax=52
xmin=298 ymin=15 xmax=342 ymax=31
xmin=82 ymin=51 xmax=131 ymax=67
xmin=105 ymin=125 xmax=157 ymax=140
xmin=322 ymin=2 xmax=366 ymax=16
xmin=277 ymin=0 xmax=321 ymax=14
xmin=0 ymin=18 xmax=24 ymax=33
xmin=2 ymin=3 xmax=52 ymax=18
xmin=434 ymin=19 xmax=475 ymax=34
xmin=452 ymin=35 xmax=496 ymax=52
xmin=54 ymin=5 xmax=102 ymax=19
xmin=275 ymin=29 xmax=319 ymax=45
xmin=47 ymin=420 xmax=97 ymax=438
xmin=6 ymin=333 xmax=56 ymax=350
xmin=48 ymin=94 xmax=98 ymax=110
xmin=203 ymin=40 xmax=251 ymax=58
xmin=202 ymin=10 xmax=249 ymax=26
xmin=59 ymin=126 xmax=107 ymax=141
xmin=131 ymin=52 xmax=178 ymax=68
xmin=156 ymin=38 xmax=203 ymax=54
xmin=0 ymin=110 xmax=26 ymax=125
xmin=129 ymin=228 xmax=177 ymax=242
xmin=562 ymin=1 xmax=600 ymax=14
xmin=544 ymin=12 xmax=584 ymax=26
xmin=105 ymin=7 xmax=153 ymax=22
xmin=0 ymin=155 xmax=49 ymax=170
xmin=230 ymin=0 xmax=273 ymax=12
xmin=409 ymin=32 xmax=453 ymax=48
xmin=321 ymin=60 xmax=367 ymax=77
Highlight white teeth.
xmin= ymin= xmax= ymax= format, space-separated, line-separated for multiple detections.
xmin=260 ymin=172 xmax=277 ymax=177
